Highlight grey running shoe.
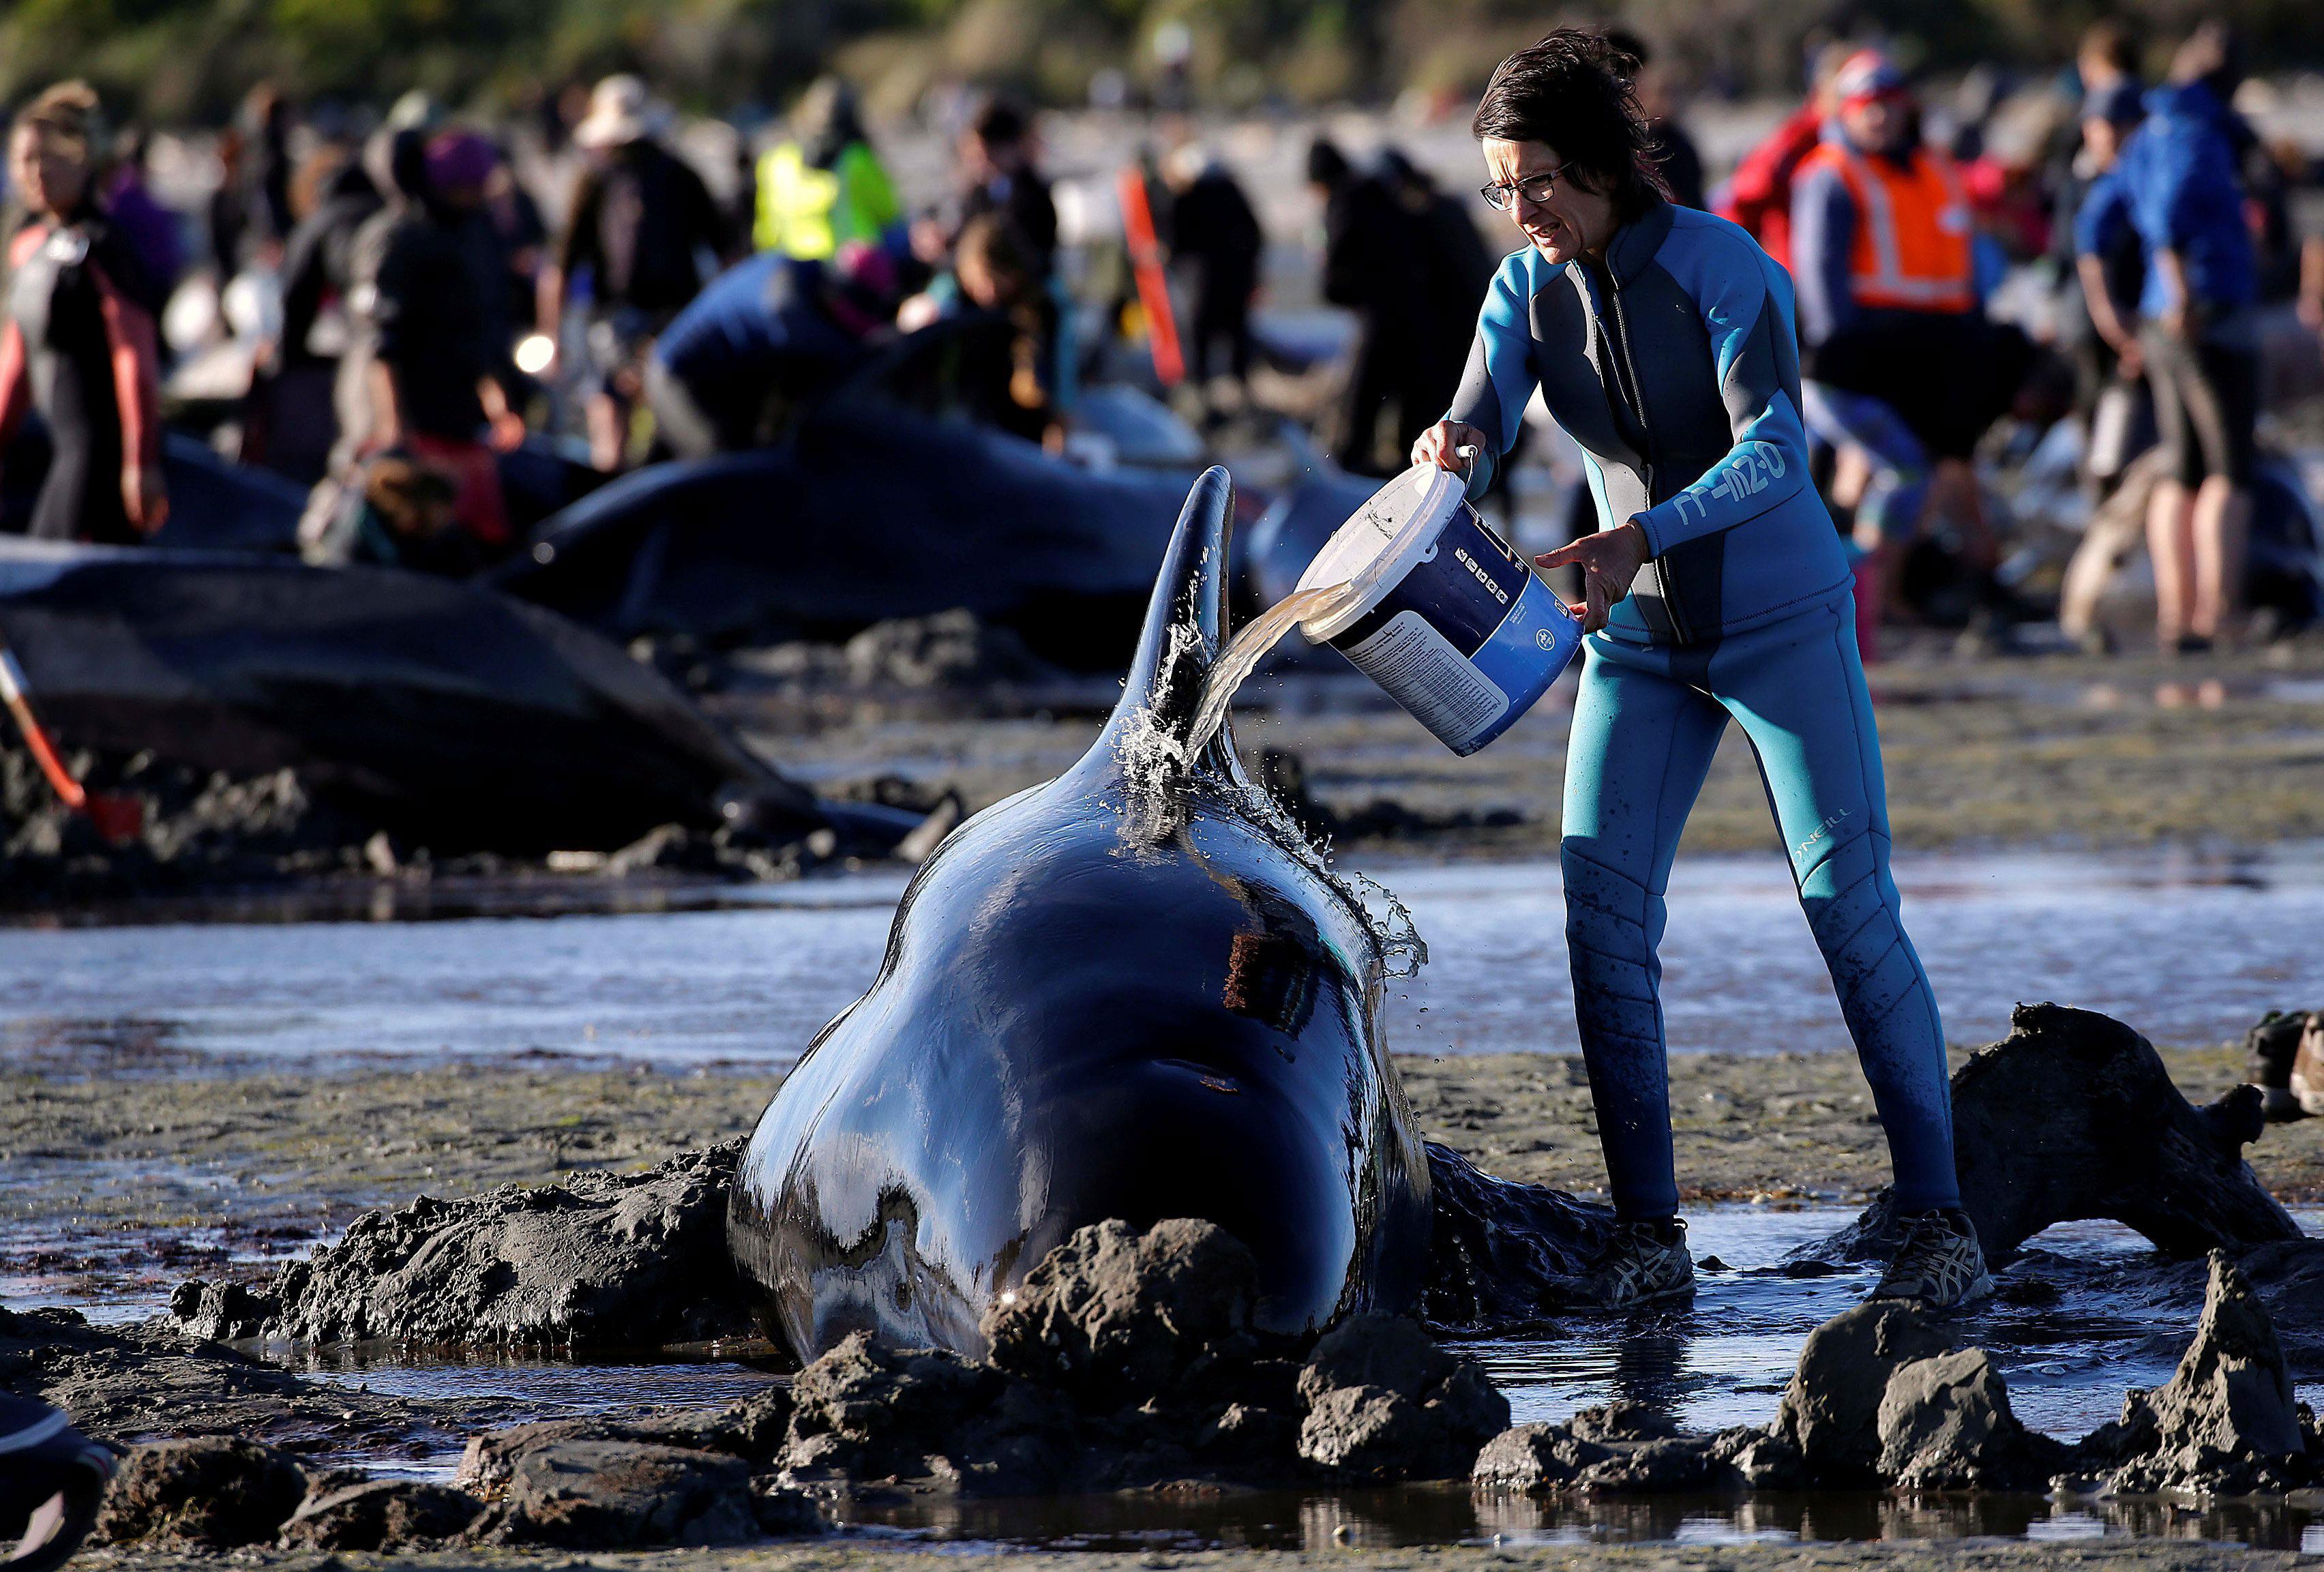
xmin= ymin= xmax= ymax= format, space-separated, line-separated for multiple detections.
xmin=1873 ymin=1209 xmax=1994 ymax=1309
xmin=1585 ymin=1219 xmax=1695 ymax=1307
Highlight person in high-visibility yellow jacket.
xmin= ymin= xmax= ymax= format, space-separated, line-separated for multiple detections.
xmin=755 ymin=78 xmax=899 ymax=260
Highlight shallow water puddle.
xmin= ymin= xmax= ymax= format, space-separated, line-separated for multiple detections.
xmin=113 ymin=1208 xmax=2291 ymax=1526
xmin=4 ymin=849 xmax=2318 ymax=1070
xmin=20 ymin=1200 xmax=2323 ymax=1547
xmin=1385 ymin=847 xmax=2324 ymax=1060
xmin=1466 ymin=1208 xmax=2314 ymax=1442
xmin=831 ymin=1485 xmax=2324 ymax=1552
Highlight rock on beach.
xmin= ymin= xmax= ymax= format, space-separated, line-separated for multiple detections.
xmin=205 ymin=1142 xmax=753 ymax=1348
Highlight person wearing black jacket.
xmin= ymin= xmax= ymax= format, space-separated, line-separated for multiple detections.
xmin=248 ymin=145 xmax=381 ymax=481
xmin=1166 ymin=148 xmax=1263 ymax=405
xmin=1381 ymin=148 xmax=1495 ymax=443
xmin=0 ymin=83 xmax=168 ymax=543
xmin=1310 ymin=137 xmax=1420 ymax=474
xmin=955 ymin=96 xmax=1058 ymax=278
xmin=539 ymin=75 xmax=732 ymax=471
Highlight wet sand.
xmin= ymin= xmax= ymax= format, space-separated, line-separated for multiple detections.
xmin=13 ymin=1039 xmax=2324 ymax=1303
xmin=18 ymin=647 xmax=2324 ymax=1569
xmin=749 ymin=646 xmax=2324 ymax=859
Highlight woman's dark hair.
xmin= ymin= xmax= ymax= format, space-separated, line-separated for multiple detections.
xmin=1470 ymin=29 xmax=1671 ymax=217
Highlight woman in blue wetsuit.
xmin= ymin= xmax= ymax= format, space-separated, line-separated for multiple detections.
xmin=1413 ymin=30 xmax=1988 ymax=1310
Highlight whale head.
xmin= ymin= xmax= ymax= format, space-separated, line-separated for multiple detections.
xmin=728 ymin=466 xmax=1432 ymax=1363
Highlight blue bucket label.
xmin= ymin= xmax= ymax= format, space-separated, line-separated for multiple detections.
xmin=1331 ymin=508 xmax=1527 ymax=657
xmin=1327 ymin=505 xmax=1577 ymax=756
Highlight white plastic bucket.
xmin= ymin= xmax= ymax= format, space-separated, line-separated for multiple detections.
xmin=1296 ymin=464 xmax=1580 ymax=757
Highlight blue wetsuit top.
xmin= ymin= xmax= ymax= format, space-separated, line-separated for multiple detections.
xmin=1446 ymin=201 xmax=1851 ymax=646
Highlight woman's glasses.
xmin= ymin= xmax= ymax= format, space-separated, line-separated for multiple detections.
xmin=1479 ymin=162 xmax=1576 ymax=211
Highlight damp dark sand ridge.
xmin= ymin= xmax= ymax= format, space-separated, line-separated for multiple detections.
xmin=13 ymin=1042 xmax=2324 ymax=1309
xmin=754 ymin=645 xmax=2324 ymax=858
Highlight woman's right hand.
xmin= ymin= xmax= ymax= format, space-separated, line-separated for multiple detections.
xmin=1412 ymin=421 xmax=1487 ymax=474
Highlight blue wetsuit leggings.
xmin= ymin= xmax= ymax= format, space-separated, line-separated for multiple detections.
xmin=1560 ymin=589 xmax=1961 ymax=1220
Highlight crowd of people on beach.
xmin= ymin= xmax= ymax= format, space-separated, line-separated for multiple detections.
xmin=0 ymin=71 xmax=1104 ymax=572
xmin=1 ymin=25 xmax=2321 ymax=653
xmin=1714 ymin=22 xmax=2324 ymax=655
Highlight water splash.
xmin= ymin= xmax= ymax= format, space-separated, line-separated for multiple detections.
xmin=1110 ymin=594 xmax=1427 ymax=981
xmin=1185 ymin=582 xmax=1360 ymax=757
xmin=1108 ymin=619 xmax=1204 ymax=844
xmin=1350 ymin=872 xmax=1427 ymax=979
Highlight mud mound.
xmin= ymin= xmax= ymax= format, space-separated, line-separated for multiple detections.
xmin=278 ymin=1479 xmax=485 ymax=1551
xmin=473 ymin=1440 xmax=762 ymax=1547
xmin=1420 ymin=1142 xmax=1614 ymax=1325
xmin=0 ymin=1303 xmax=483 ymax=1455
xmin=766 ymin=1218 xmax=1504 ymax=1494
xmin=87 ymin=1383 xmax=819 ymax=1554
xmin=1824 ymin=1003 xmax=2297 ymax=1262
xmin=92 ymin=1437 xmax=308 ymax=1548
xmin=984 ymin=1215 xmax=1261 ymax=1401
xmin=201 ymin=1144 xmax=752 ymax=1349
xmin=455 ymin=1391 xmax=794 ymax=1496
xmin=1294 ymin=1314 xmax=1510 ymax=1479
xmin=2109 ymin=1251 xmax=2310 ymax=1495
xmin=0 ymin=741 xmax=378 ymax=905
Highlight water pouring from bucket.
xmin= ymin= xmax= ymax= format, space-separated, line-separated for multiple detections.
xmin=1191 ymin=460 xmax=1581 ymax=758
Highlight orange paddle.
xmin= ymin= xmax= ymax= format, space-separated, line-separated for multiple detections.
xmin=0 ymin=648 xmax=144 ymax=846
xmin=1118 ymin=163 xmax=1185 ymax=387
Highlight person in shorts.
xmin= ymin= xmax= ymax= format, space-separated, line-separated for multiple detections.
xmin=2118 ymin=24 xmax=2261 ymax=651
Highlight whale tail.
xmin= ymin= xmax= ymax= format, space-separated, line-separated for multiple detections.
xmin=1097 ymin=465 xmax=1235 ymax=765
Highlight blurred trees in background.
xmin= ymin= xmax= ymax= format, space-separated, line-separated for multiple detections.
xmin=3 ymin=0 xmax=2320 ymax=125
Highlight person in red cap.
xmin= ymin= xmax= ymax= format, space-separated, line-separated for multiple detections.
xmin=1792 ymin=48 xmax=1999 ymax=646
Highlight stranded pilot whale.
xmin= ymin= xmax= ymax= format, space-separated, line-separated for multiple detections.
xmin=727 ymin=466 xmax=1446 ymax=1363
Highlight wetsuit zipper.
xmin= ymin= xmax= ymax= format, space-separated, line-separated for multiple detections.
xmin=1603 ymin=269 xmax=1693 ymax=644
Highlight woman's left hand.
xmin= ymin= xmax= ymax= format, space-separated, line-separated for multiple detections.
xmin=1535 ymin=520 xmax=1647 ymax=634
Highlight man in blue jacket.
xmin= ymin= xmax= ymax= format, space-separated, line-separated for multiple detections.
xmin=1415 ymin=30 xmax=1985 ymax=1311
xmin=2117 ymin=23 xmax=2260 ymax=652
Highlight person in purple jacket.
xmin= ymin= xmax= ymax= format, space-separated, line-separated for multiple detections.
xmin=2117 ymin=23 xmax=2261 ymax=652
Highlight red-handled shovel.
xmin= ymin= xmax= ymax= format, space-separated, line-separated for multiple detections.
xmin=0 ymin=648 xmax=145 ymax=846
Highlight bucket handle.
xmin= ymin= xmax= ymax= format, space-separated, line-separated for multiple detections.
xmin=1454 ymin=443 xmax=1480 ymax=490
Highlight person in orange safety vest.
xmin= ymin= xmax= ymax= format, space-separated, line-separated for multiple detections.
xmin=1791 ymin=49 xmax=2000 ymax=652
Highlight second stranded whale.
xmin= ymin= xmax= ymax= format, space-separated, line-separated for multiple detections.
xmin=728 ymin=466 xmax=1608 ymax=1363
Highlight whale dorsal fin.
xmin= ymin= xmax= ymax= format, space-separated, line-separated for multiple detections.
xmin=1097 ymin=465 xmax=1235 ymax=765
